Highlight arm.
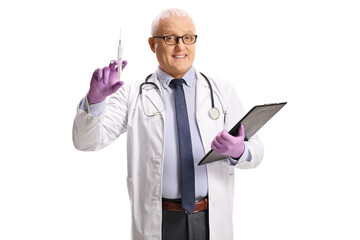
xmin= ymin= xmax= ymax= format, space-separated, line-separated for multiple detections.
xmin=231 ymin=133 xmax=264 ymax=169
xmin=72 ymin=60 xmax=128 ymax=151
xmin=211 ymin=81 xmax=264 ymax=169
xmin=78 ymin=97 xmax=106 ymax=117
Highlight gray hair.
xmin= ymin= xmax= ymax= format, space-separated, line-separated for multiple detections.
xmin=151 ymin=8 xmax=194 ymax=36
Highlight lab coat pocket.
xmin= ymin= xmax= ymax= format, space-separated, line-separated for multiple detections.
xmin=229 ymin=173 xmax=235 ymax=208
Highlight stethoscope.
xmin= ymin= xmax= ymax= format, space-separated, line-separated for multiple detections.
xmin=139 ymin=72 xmax=220 ymax=120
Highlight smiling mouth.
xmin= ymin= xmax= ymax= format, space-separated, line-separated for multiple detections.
xmin=172 ymin=54 xmax=187 ymax=59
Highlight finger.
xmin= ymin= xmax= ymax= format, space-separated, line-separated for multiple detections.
xmin=211 ymin=141 xmax=222 ymax=153
xmin=110 ymin=63 xmax=119 ymax=74
xmin=212 ymin=140 xmax=227 ymax=154
xmin=217 ymin=130 xmax=233 ymax=143
xmin=92 ymin=70 xmax=97 ymax=80
xmin=109 ymin=60 xmax=119 ymax=71
xmin=212 ymin=138 xmax=221 ymax=149
xmin=114 ymin=60 xmax=127 ymax=71
xmin=111 ymin=81 xmax=124 ymax=93
xmin=97 ymin=68 xmax=103 ymax=80
xmin=214 ymin=132 xmax=224 ymax=144
xmin=102 ymin=67 xmax=110 ymax=85
xmin=238 ymin=125 xmax=245 ymax=139
xmin=213 ymin=134 xmax=227 ymax=150
xmin=220 ymin=129 xmax=239 ymax=142
xmin=121 ymin=60 xmax=128 ymax=70
xmin=93 ymin=68 xmax=102 ymax=81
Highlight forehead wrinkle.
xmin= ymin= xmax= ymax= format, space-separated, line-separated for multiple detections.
xmin=162 ymin=29 xmax=196 ymax=36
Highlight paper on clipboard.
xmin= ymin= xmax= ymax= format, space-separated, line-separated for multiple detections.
xmin=198 ymin=102 xmax=287 ymax=165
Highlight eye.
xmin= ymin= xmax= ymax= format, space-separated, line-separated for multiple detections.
xmin=184 ymin=35 xmax=192 ymax=40
xmin=165 ymin=36 xmax=176 ymax=41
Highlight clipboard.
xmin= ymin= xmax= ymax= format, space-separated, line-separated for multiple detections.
xmin=198 ymin=102 xmax=287 ymax=165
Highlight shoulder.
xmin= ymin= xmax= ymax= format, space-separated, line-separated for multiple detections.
xmin=195 ymin=69 xmax=245 ymax=121
xmin=195 ymin=69 xmax=237 ymax=95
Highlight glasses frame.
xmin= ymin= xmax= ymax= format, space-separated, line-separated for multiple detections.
xmin=152 ymin=34 xmax=198 ymax=45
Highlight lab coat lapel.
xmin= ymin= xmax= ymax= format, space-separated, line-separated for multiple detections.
xmin=195 ymin=71 xmax=218 ymax=153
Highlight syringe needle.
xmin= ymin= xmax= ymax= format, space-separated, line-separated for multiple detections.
xmin=118 ymin=28 xmax=123 ymax=81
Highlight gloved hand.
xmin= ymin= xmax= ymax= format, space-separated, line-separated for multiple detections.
xmin=211 ymin=125 xmax=245 ymax=159
xmin=87 ymin=60 xmax=128 ymax=104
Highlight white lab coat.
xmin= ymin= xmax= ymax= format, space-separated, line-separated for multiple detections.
xmin=73 ymin=69 xmax=264 ymax=240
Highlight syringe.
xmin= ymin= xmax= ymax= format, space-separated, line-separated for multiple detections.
xmin=118 ymin=28 xmax=123 ymax=81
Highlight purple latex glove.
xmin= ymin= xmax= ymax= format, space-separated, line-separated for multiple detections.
xmin=211 ymin=125 xmax=245 ymax=159
xmin=87 ymin=60 xmax=128 ymax=104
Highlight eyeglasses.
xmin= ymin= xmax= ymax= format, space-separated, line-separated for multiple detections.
xmin=152 ymin=34 xmax=197 ymax=45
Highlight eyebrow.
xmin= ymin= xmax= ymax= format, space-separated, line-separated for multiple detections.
xmin=162 ymin=32 xmax=195 ymax=36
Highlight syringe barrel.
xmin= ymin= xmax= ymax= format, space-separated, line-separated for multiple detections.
xmin=118 ymin=45 xmax=123 ymax=80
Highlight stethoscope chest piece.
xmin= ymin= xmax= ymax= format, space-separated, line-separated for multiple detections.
xmin=209 ymin=107 xmax=220 ymax=120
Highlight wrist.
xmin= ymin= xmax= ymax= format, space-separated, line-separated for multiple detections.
xmin=230 ymin=143 xmax=245 ymax=159
xmin=87 ymin=92 xmax=105 ymax=105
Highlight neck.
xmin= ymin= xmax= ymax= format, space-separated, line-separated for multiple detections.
xmin=159 ymin=67 xmax=191 ymax=79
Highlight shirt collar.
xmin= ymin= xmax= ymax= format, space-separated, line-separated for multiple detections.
xmin=157 ymin=66 xmax=196 ymax=89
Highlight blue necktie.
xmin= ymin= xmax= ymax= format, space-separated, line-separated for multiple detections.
xmin=169 ymin=79 xmax=195 ymax=213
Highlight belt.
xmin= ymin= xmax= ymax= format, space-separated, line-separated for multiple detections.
xmin=162 ymin=198 xmax=208 ymax=213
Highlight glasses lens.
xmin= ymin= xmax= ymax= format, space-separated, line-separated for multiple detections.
xmin=164 ymin=36 xmax=177 ymax=45
xmin=183 ymin=35 xmax=196 ymax=44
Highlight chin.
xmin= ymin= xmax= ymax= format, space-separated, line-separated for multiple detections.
xmin=174 ymin=65 xmax=191 ymax=74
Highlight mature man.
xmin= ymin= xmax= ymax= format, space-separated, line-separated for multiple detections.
xmin=73 ymin=8 xmax=263 ymax=240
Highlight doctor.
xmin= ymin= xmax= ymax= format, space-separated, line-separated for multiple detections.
xmin=73 ymin=8 xmax=263 ymax=240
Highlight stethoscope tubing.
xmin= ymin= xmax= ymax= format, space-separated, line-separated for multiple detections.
xmin=140 ymin=72 xmax=220 ymax=120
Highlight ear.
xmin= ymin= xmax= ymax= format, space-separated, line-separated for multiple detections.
xmin=148 ymin=37 xmax=156 ymax=53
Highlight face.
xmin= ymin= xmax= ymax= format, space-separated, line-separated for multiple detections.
xmin=148 ymin=16 xmax=196 ymax=79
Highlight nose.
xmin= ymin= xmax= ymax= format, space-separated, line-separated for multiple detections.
xmin=175 ymin=38 xmax=186 ymax=50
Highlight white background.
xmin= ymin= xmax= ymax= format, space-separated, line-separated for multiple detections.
xmin=1 ymin=0 xmax=359 ymax=239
